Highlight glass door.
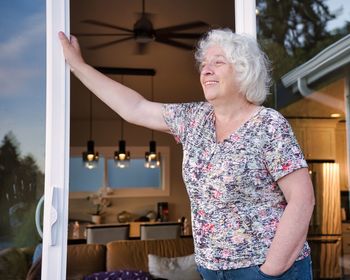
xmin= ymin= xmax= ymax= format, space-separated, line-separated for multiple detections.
xmin=0 ymin=1 xmax=48 ymax=279
xmin=41 ymin=0 xmax=70 ymax=279
xmin=1 ymin=1 xmax=70 ymax=279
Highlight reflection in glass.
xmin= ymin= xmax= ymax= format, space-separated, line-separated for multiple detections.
xmin=256 ymin=0 xmax=350 ymax=88
xmin=256 ymin=1 xmax=350 ymax=278
xmin=0 ymin=1 xmax=46 ymax=279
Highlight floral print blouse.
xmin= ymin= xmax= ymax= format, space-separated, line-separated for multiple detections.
xmin=162 ymin=102 xmax=310 ymax=270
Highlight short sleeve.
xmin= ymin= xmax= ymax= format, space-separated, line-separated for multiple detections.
xmin=263 ymin=111 xmax=308 ymax=182
xmin=162 ymin=102 xmax=201 ymax=144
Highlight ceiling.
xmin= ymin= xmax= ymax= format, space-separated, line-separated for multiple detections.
xmin=70 ymin=0 xmax=235 ymax=121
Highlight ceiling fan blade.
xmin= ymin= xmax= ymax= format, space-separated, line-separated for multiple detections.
xmin=156 ymin=21 xmax=209 ymax=33
xmin=82 ymin=20 xmax=133 ymax=33
xmin=87 ymin=36 xmax=134 ymax=50
xmin=156 ymin=33 xmax=204 ymax=39
xmin=74 ymin=33 xmax=131 ymax=37
xmin=155 ymin=37 xmax=195 ymax=50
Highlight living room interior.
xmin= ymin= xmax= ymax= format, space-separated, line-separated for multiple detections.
xmin=68 ymin=0 xmax=236 ymax=228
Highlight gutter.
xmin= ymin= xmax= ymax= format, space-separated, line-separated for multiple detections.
xmin=281 ymin=34 xmax=350 ymax=95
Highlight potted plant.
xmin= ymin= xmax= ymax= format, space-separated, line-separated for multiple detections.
xmin=87 ymin=191 xmax=111 ymax=224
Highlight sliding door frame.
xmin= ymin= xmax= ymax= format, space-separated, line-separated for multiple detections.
xmin=41 ymin=0 xmax=256 ymax=278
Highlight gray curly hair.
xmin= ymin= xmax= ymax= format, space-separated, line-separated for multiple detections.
xmin=195 ymin=28 xmax=271 ymax=105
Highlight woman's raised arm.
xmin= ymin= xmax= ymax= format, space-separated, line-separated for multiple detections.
xmin=58 ymin=32 xmax=169 ymax=133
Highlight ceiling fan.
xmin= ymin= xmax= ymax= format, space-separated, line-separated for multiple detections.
xmin=75 ymin=0 xmax=210 ymax=53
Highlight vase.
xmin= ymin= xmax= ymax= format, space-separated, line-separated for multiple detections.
xmin=91 ymin=214 xmax=101 ymax=224
xmin=117 ymin=211 xmax=131 ymax=223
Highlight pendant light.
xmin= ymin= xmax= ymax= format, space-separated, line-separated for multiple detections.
xmin=114 ymin=118 xmax=131 ymax=168
xmin=82 ymin=92 xmax=99 ymax=169
xmin=145 ymin=130 xmax=161 ymax=168
xmin=145 ymin=76 xmax=161 ymax=168
xmin=114 ymin=75 xmax=130 ymax=168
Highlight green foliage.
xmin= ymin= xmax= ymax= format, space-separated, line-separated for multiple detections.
xmin=257 ymin=0 xmax=345 ymax=81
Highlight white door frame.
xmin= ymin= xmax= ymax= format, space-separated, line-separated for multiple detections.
xmin=40 ymin=0 xmax=256 ymax=278
xmin=41 ymin=0 xmax=70 ymax=279
xmin=235 ymin=0 xmax=256 ymax=37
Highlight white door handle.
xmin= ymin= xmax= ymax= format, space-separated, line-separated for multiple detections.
xmin=50 ymin=186 xmax=59 ymax=246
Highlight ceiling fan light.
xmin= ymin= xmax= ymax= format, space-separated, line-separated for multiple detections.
xmin=134 ymin=31 xmax=154 ymax=43
xmin=134 ymin=16 xmax=155 ymax=43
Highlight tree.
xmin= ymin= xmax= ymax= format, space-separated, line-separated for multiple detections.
xmin=257 ymin=0 xmax=338 ymax=81
xmin=0 ymin=132 xmax=21 ymax=235
xmin=0 ymin=132 xmax=44 ymax=246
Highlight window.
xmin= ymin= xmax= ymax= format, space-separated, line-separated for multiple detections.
xmin=69 ymin=146 xmax=170 ymax=198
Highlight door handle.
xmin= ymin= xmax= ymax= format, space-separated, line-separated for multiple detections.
xmin=50 ymin=186 xmax=59 ymax=246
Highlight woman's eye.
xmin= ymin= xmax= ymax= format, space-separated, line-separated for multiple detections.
xmin=215 ymin=60 xmax=225 ymax=66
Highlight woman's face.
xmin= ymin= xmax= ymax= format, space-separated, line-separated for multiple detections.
xmin=199 ymin=45 xmax=239 ymax=103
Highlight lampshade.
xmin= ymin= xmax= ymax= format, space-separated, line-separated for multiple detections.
xmin=82 ymin=93 xmax=99 ymax=169
xmin=82 ymin=140 xmax=99 ymax=169
xmin=114 ymin=139 xmax=130 ymax=168
xmin=145 ymin=140 xmax=161 ymax=168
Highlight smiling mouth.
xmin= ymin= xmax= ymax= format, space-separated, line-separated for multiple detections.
xmin=204 ymin=81 xmax=218 ymax=86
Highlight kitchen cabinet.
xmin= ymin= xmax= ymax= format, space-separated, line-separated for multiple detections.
xmin=336 ymin=122 xmax=349 ymax=191
xmin=342 ymin=223 xmax=350 ymax=275
xmin=288 ymin=119 xmax=337 ymax=160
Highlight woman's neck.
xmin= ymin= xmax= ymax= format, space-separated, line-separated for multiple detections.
xmin=212 ymin=96 xmax=255 ymax=123
xmin=212 ymin=98 xmax=260 ymax=143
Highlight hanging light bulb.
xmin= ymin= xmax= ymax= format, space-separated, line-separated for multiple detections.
xmin=82 ymin=93 xmax=99 ymax=169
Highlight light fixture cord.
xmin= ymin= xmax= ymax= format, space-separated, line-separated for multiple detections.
xmin=120 ymin=75 xmax=125 ymax=141
xmin=151 ymin=76 xmax=155 ymax=140
xmin=121 ymin=118 xmax=124 ymax=140
xmin=89 ymin=92 xmax=93 ymax=140
xmin=142 ymin=0 xmax=145 ymax=15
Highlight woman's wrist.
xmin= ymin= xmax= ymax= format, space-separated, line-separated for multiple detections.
xmin=259 ymin=262 xmax=285 ymax=276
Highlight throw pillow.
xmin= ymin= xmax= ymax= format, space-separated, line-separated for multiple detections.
xmin=83 ymin=270 xmax=152 ymax=280
xmin=148 ymin=254 xmax=201 ymax=280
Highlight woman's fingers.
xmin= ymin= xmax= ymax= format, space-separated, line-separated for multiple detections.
xmin=58 ymin=31 xmax=84 ymax=71
xmin=58 ymin=31 xmax=70 ymax=46
xmin=69 ymin=35 xmax=81 ymax=52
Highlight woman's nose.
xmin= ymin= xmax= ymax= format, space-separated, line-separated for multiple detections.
xmin=201 ymin=64 xmax=213 ymax=75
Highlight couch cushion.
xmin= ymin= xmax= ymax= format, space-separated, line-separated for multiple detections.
xmin=67 ymin=244 xmax=106 ymax=280
xmin=106 ymin=238 xmax=194 ymax=272
xmin=148 ymin=253 xmax=201 ymax=280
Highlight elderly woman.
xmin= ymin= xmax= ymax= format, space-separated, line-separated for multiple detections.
xmin=59 ymin=28 xmax=314 ymax=279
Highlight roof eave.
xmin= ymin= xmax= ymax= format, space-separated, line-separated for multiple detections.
xmin=281 ymin=34 xmax=350 ymax=95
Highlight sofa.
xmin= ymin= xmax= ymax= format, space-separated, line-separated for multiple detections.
xmin=1 ymin=238 xmax=197 ymax=280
